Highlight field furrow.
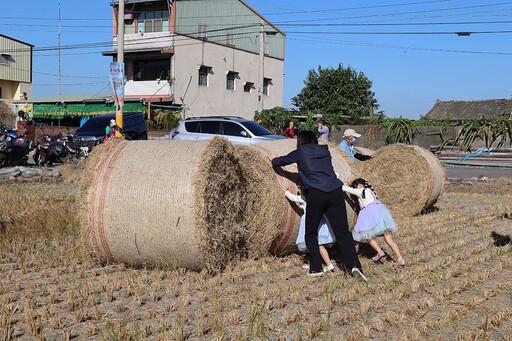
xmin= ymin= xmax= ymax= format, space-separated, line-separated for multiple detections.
xmin=1 ymin=178 xmax=512 ymax=340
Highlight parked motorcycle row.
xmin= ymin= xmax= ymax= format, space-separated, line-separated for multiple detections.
xmin=0 ymin=123 xmax=88 ymax=168
xmin=32 ymin=132 xmax=87 ymax=166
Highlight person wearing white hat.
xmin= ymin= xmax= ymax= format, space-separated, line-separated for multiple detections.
xmin=339 ymin=128 xmax=371 ymax=162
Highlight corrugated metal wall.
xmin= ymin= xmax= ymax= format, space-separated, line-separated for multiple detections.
xmin=176 ymin=0 xmax=285 ymax=60
xmin=0 ymin=36 xmax=32 ymax=83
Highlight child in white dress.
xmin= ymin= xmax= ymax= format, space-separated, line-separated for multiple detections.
xmin=285 ymin=190 xmax=336 ymax=272
xmin=342 ymin=178 xmax=405 ymax=266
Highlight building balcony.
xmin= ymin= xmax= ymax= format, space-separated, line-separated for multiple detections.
xmin=124 ymin=80 xmax=173 ymax=102
xmin=113 ymin=32 xmax=174 ymax=53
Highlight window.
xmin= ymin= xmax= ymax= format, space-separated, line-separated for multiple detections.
xmin=184 ymin=121 xmax=200 ymax=133
xmin=0 ymin=54 xmax=11 ymax=66
xmin=124 ymin=19 xmax=135 ymax=34
xmin=198 ymin=66 xmax=211 ymax=86
xmin=226 ymin=71 xmax=238 ymax=91
xmin=244 ymin=82 xmax=254 ymax=93
xmin=223 ymin=122 xmax=245 ymax=137
xmin=226 ymin=33 xmax=235 ymax=46
xmin=138 ymin=11 xmax=169 ymax=33
xmin=263 ymin=78 xmax=272 ymax=96
xmin=200 ymin=121 xmax=220 ymax=134
xmin=198 ymin=25 xmax=208 ymax=40
xmin=134 ymin=59 xmax=170 ymax=81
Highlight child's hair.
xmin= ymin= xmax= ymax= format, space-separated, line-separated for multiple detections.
xmin=351 ymin=178 xmax=375 ymax=199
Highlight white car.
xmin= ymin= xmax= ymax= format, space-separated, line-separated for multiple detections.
xmin=170 ymin=116 xmax=286 ymax=145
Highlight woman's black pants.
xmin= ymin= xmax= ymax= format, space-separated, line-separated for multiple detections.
xmin=305 ymin=188 xmax=362 ymax=273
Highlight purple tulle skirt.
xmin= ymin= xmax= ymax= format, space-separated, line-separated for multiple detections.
xmin=352 ymin=200 xmax=398 ymax=242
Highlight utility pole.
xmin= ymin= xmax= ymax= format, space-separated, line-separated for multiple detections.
xmin=258 ymin=21 xmax=264 ymax=113
xmin=115 ymin=0 xmax=125 ymax=136
xmin=58 ymin=0 xmax=61 ymax=96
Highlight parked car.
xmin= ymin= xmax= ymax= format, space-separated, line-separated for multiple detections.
xmin=74 ymin=112 xmax=148 ymax=152
xmin=170 ymin=116 xmax=286 ymax=145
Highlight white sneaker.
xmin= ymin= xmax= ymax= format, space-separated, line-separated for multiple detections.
xmin=323 ymin=263 xmax=335 ymax=272
xmin=308 ymin=271 xmax=324 ymax=278
xmin=351 ymin=268 xmax=368 ymax=282
xmin=301 ymin=263 xmax=309 ymax=270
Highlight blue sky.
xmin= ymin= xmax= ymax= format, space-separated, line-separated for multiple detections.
xmin=3 ymin=0 xmax=512 ymax=119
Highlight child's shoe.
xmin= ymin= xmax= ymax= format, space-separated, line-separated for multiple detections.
xmin=323 ymin=263 xmax=335 ymax=272
xmin=371 ymin=251 xmax=386 ymax=262
xmin=392 ymin=258 xmax=405 ymax=267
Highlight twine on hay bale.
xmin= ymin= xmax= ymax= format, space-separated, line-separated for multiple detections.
xmin=360 ymin=143 xmax=445 ymax=217
xmin=244 ymin=139 xmax=357 ymax=255
xmin=82 ymin=138 xmax=248 ymax=273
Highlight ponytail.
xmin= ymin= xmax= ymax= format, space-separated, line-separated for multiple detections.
xmin=351 ymin=178 xmax=376 ymax=199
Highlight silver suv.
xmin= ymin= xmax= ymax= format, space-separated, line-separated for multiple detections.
xmin=170 ymin=116 xmax=286 ymax=145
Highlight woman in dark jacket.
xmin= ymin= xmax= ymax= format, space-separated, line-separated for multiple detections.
xmin=272 ymin=130 xmax=366 ymax=280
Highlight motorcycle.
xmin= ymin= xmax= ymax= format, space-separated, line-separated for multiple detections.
xmin=34 ymin=133 xmax=86 ymax=166
xmin=0 ymin=128 xmax=30 ymax=168
xmin=33 ymin=133 xmax=53 ymax=166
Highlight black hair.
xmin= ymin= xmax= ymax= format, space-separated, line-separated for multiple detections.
xmin=351 ymin=178 xmax=375 ymax=199
xmin=297 ymin=130 xmax=318 ymax=148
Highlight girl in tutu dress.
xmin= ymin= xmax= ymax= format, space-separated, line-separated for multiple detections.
xmin=342 ymin=178 xmax=405 ymax=266
xmin=285 ymin=190 xmax=336 ymax=272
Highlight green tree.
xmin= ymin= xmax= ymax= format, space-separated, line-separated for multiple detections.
xmin=291 ymin=64 xmax=378 ymax=126
xmin=254 ymin=107 xmax=296 ymax=135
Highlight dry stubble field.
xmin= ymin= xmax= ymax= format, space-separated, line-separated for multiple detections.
xmin=1 ymin=172 xmax=512 ymax=340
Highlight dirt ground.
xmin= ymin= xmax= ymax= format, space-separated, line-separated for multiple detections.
xmin=1 ymin=173 xmax=511 ymax=340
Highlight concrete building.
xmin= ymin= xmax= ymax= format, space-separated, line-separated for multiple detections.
xmin=104 ymin=0 xmax=285 ymax=120
xmin=0 ymin=34 xmax=33 ymax=102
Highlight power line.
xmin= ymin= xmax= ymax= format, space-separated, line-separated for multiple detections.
xmin=277 ymin=20 xmax=512 ymax=27
xmin=286 ymin=34 xmax=512 ymax=56
xmin=32 ymin=81 xmax=107 ymax=86
xmin=284 ymin=30 xmax=512 ymax=35
xmin=273 ymin=2 xmax=512 ymax=24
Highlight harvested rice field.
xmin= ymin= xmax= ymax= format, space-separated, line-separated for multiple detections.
xmin=1 ymin=175 xmax=512 ymax=340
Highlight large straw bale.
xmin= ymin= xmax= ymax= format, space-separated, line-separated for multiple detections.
xmin=360 ymin=143 xmax=445 ymax=217
xmin=234 ymin=146 xmax=285 ymax=258
xmin=244 ymin=139 xmax=356 ymax=255
xmin=354 ymin=146 xmax=375 ymax=156
xmin=83 ymin=138 xmax=247 ymax=273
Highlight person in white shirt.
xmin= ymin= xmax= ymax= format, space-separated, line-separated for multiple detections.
xmin=342 ymin=178 xmax=405 ymax=266
xmin=285 ymin=190 xmax=336 ymax=273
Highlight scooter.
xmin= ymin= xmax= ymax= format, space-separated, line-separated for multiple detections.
xmin=0 ymin=130 xmax=30 ymax=168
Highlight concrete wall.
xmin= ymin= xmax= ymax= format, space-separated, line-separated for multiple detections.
xmin=330 ymin=125 xmax=460 ymax=150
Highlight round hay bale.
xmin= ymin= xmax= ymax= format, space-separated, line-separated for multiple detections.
xmin=246 ymin=139 xmax=356 ymax=255
xmin=360 ymin=143 xmax=445 ymax=217
xmin=354 ymin=146 xmax=375 ymax=156
xmin=84 ymin=138 xmax=248 ymax=273
xmin=324 ymin=141 xmax=360 ymax=181
xmin=234 ymin=146 xmax=287 ymax=259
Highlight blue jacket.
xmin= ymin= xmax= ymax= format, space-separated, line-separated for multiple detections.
xmin=271 ymin=144 xmax=343 ymax=193
xmin=338 ymin=139 xmax=355 ymax=161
